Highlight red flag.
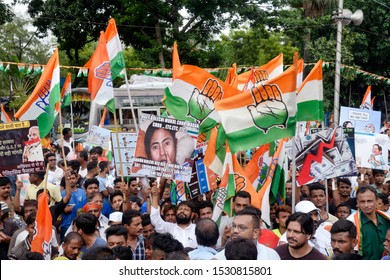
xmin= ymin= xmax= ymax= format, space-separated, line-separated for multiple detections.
xmin=31 ymin=190 xmax=53 ymax=260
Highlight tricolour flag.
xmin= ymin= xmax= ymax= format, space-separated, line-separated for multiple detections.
xmin=163 ymin=64 xmax=240 ymax=133
xmin=15 ymin=49 xmax=61 ymax=138
xmin=296 ymin=60 xmax=324 ymax=122
xmin=296 ymin=58 xmax=304 ymax=88
xmin=215 ymin=65 xmax=297 ymax=153
xmin=61 ymin=72 xmax=72 ymax=108
xmin=257 ymin=138 xmax=287 ymax=227
xmin=203 ymin=125 xmax=226 ymax=177
xmin=0 ymin=104 xmax=12 ymax=123
xmin=105 ymin=18 xmax=126 ymax=80
xmin=224 ymin=63 xmax=238 ymax=88
xmin=243 ymin=143 xmax=273 ymax=191
xmin=172 ymin=41 xmax=183 ymax=80
xmin=212 ymin=147 xmax=236 ymax=223
xmin=88 ymin=31 xmax=115 ymax=113
xmin=360 ymin=86 xmax=374 ymax=110
xmin=31 ymin=190 xmax=53 ymax=260
xmin=237 ymin=54 xmax=284 ymax=90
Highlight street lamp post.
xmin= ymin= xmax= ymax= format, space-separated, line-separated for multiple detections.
xmin=333 ymin=1 xmax=363 ymax=126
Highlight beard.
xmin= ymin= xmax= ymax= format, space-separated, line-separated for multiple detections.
xmin=176 ymin=214 xmax=191 ymax=225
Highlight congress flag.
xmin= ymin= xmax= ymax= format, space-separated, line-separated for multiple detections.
xmin=360 ymin=86 xmax=374 ymax=110
xmin=15 ymin=49 xmax=61 ymax=138
xmin=163 ymin=65 xmax=240 ymax=132
xmin=215 ymin=65 xmax=297 ymax=153
xmin=296 ymin=60 xmax=324 ymax=122
xmin=172 ymin=41 xmax=183 ymax=80
xmin=105 ymin=18 xmax=126 ymax=80
xmin=31 ymin=190 xmax=53 ymax=260
xmin=88 ymin=31 xmax=115 ymax=113
xmin=237 ymin=54 xmax=284 ymax=90
xmin=61 ymin=72 xmax=72 ymax=108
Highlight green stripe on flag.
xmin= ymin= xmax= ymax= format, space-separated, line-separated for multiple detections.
xmin=297 ymin=100 xmax=324 ymax=122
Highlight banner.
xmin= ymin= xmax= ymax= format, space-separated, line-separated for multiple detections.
xmin=132 ymin=114 xmax=199 ymax=182
xmin=355 ymin=131 xmax=388 ymax=171
xmin=0 ymin=120 xmax=45 ymax=177
xmin=85 ymin=125 xmax=111 ymax=151
xmin=285 ymin=127 xmax=357 ymax=186
xmin=339 ymin=106 xmax=381 ymax=133
xmin=188 ymin=142 xmax=219 ymax=199
xmin=111 ymin=132 xmax=138 ymax=176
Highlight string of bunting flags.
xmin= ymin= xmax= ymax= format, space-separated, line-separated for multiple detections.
xmin=0 ymin=60 xmax=389 ymax=84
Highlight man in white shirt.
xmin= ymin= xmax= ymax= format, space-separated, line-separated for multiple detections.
xmin=45 ymin=153 xmax=64 ymax=187
xmin=150 ymin=184 xmax=197 ymax=248
xmin=214 ymin=206 xmax=280 ymax=260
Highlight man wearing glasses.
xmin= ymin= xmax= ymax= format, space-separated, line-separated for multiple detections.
xmin=213 ymin=206 xmax=280 ymax=260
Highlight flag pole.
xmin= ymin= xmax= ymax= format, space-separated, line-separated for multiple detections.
xmin=123 ymin=70 xmax=139 ymax=132
xmin=43 ymin=163 xmax=50 ymax=192
xmin=58 ymin=106 xmax=68 ymax=169
xmin=69 ymin=97 xmax=75 ymax=155
xmin=291 ymin=135 xmax=297 ymax=213
xmin=384 ymin=94 xmax=389 ymax=122
xmin=112 ymin=110 xmax=125 ymax=183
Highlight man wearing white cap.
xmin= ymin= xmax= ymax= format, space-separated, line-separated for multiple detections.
xmin=277 ymin=200 xmax=333 ymax=258
xmin=109 ymin=212 xmax=123 ymax=226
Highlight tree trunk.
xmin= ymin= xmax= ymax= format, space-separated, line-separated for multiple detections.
xmin=155 ymin=22 xmax=165 ymax=68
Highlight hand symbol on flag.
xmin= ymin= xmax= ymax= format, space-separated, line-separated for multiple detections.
xmin=234 ymin=173 xmax=246 ymax=191
xmin=247 ymin=84 xmax=288 ymax=133
xmin=254 ymin=70 xmax=269 ymax=85
xmin=188 ymin=79 xmax=223 ymax=122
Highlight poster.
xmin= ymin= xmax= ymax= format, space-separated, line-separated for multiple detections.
xmin=339 ymin=106 xmax=381 ymax=133
xmin=355 ymin=131 xmax=388 ymax=171
xmin=0 ymin=120 xmax=45 ymax=176
xmin=85 ymin=125 xmax=111 ymax=151
xmin=286 ymin=127 xmax=357 ymax=186
xmin=188 ymin=142 xmax=218 ymax=199
xmin=111 ymin=132 xmax=138 ymax=176
xmin=132 ymin=114 xmax=199 ymax=182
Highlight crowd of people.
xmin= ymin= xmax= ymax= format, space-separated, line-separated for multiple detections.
xmin=0 ymin=125 xmax=389 ymax=261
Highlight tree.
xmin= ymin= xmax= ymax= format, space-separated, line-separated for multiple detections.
xmin=0 ymin=15 xmax=53 ymax=111
xmin=21 ymin=0 xmax=266 ymax=66
xmin=0 ymin=1 xmax=13 ymax=24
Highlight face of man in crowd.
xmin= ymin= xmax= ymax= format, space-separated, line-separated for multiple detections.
xmin=85 ymin=184 xmax=99 ymax=197
xmin=107 ymin=235 xmax=127 ymax=249
xmin=276 ymin=211 xmax=291 ymax=230
xmin=338 ymin=182 xmax=352 ymax=197
xmin=176 ymin=204 xmax=192 ymax=225
xmin=374 ymin=173 xmax=385 ymax=185
xmin=69 ymin=174 xmax=78 ymax=188
xmin=231 ymin=214 xmax=259 ymax=241
xmin=126 ymin=216 xmax=143 ymax=237
xmin=199 ymin=207 xmax=213 ymax=219
xmin=142 ymin=224 xmax=155 ymax=238
xmin=149 ymin=129 xmax=176 ymax=163
xmin=335 ymin=206 xmax=350 ymax=220
xmin=0 ymin=184 xmax=11 ymax=199
xmin=308 ymin=210 xmax=321 ymax=229
xmin=331 ymin=232 xmax=357 ymax=257
xmin=286 ymin=221 xmax=310 ymax=249
xmin=234 ymin=197 xmax=250 ymax=214
xmin=63 ymin=239 xmax=83 ymax=260
xmin=357 ymin=190 xmax=377 ymax=216
xmin=129 ymin=180 xmax=139 ymax=195
xmin=23 ymin=206 xmax=37 ymax=221
xmin=164 ymin=209 xmax=176 ymax=223
xmin=310 ymin=189 xmax=326 ymax=209
xmin=383 ymin=230 xmax=390 ymax=255
xmin=285 ymin=183 xmax=292 ymax=198
xmin=47 ymin=155 xmax=57 ymax=169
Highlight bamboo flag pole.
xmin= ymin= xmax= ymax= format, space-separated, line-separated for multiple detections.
xmin=113 ymin=111 xmax=125 ymax=183
xmin=43 ymin=163 xmax=50 ymax=192
xmin=69 ymin=98 xmax=75 ymax=155
xmin=122 ymin=70 xmax=139 ymax=132
xmin=58 ymin=106 xmax=68 ymax=169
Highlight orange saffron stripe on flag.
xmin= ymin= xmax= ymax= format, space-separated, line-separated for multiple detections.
xmin=15 ymin=49 xmax=59 ymax=119
xmin=105 ymin=18 xmax=118 ymax=42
